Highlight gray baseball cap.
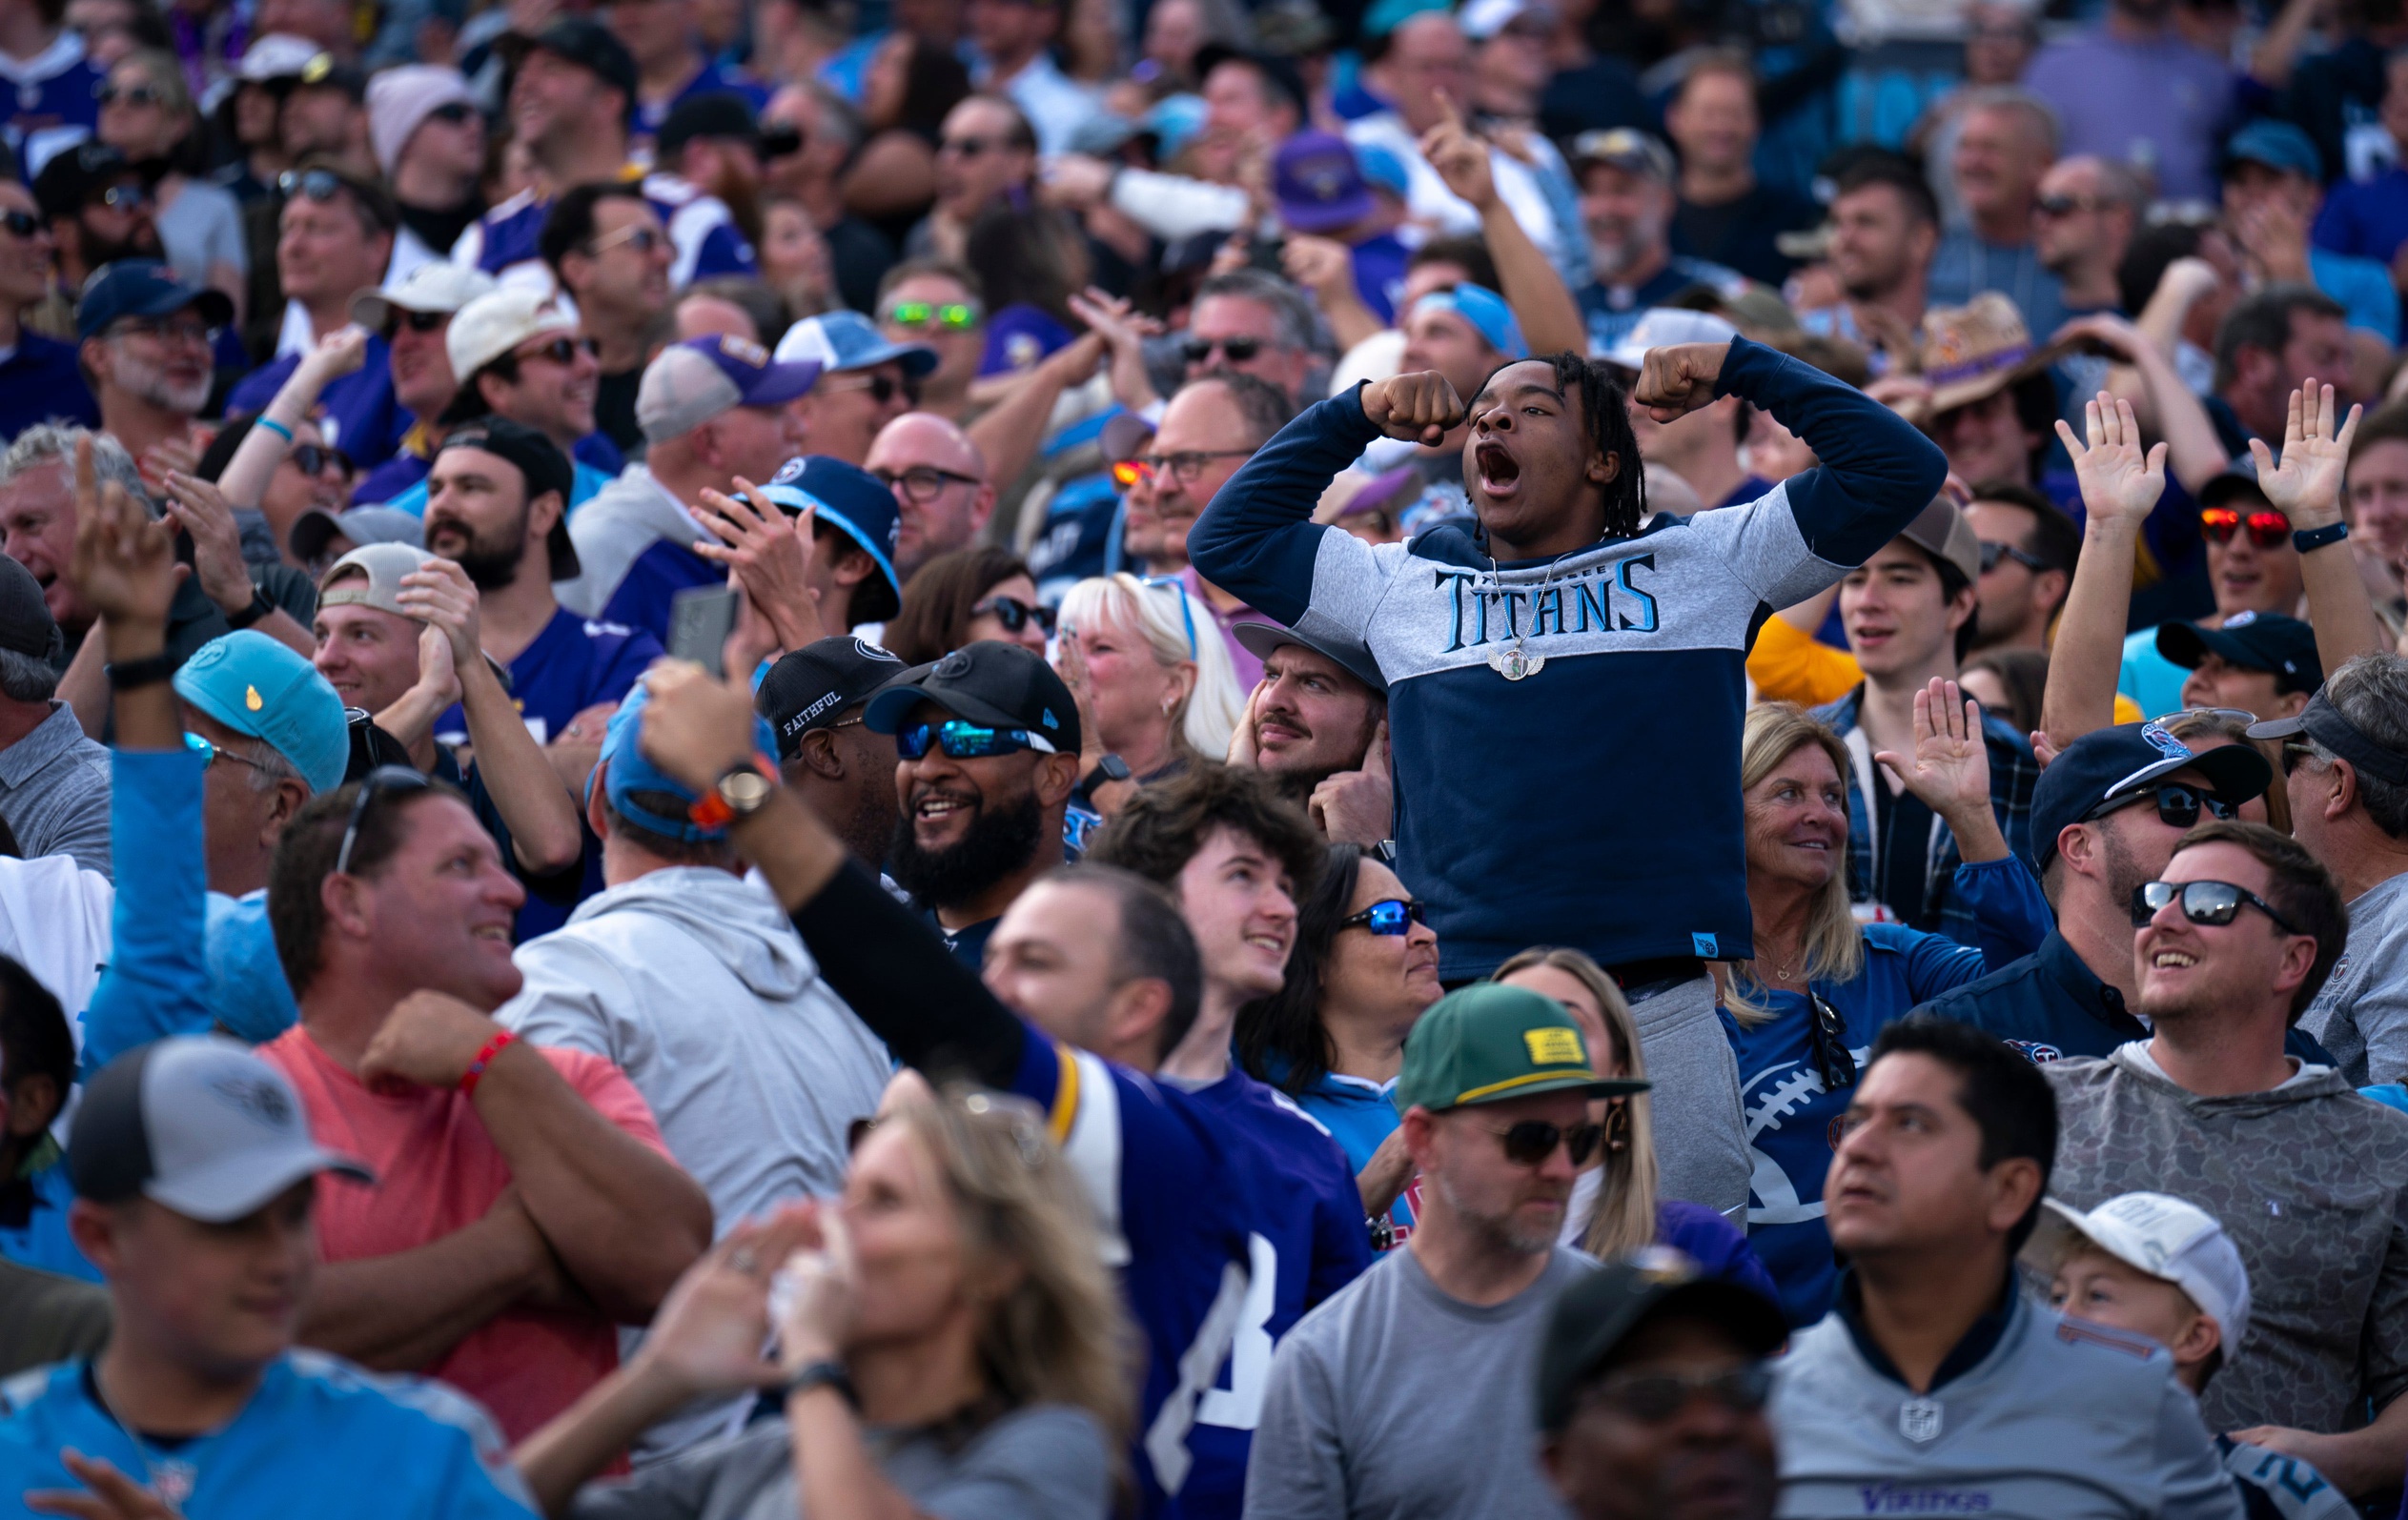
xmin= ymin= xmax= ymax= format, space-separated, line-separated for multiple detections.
xmin=290 ymin=504 xmax=425 ymax=568
xmin=317 ymin=541 xmax=431 ymax=618
xmin=68 ymin=1036 xmax=373 ymax=1223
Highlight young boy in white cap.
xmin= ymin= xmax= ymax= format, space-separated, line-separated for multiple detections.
xmin=2028 ymin=1192 xmax=2353 ymax=1519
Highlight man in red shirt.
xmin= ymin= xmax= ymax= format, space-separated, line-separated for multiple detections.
xmin=258 ymin=766 xmax=711 ymax=1442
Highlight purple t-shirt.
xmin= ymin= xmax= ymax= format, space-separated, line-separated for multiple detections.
xmin=2023 ymin=31 xmax=2235 ymax=203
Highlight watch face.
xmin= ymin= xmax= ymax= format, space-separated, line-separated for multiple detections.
xmin=722 ymin=768 xmax=774 ymax=809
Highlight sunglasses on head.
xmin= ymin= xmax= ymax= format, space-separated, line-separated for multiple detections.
xmin=287 ymin=442 xmax=352 ymax=476
xmin=1978 ymin=539 xmax=2049 ymax=574
xmin=2201 ymin=506 xmax=2290 ymax=549
xmin=0 ymin=210 xmax=36 ymax=238
xmin=1481 ymin=1118 xmax=1605 ymax=1167
xmin=1338 ymin=898 xmax=1426 ymax=935
xmin=2130 ymin=877 xmax=2301 ymax=933
xmin=336 ymin=765 xmax=435 ymax=876
xmin=1181 ymin=334 xmax=1264 ymax=365
xmin=969 ymin=594 xmax=1054 ymax=635
xmin=277 ymin=167 xmax=346 ymax=203
xmin=760 ymin=122 xmax=806 ymax=159
xmin=1581 ymin=1365 xmax=1774 ymax=1424
xmin=521 ymin=335 xmax=599 ymax=366
xmin=95 ymin=81 xmax=163 ymax=108
xmin=1138 ymin=573 xmax=1200 ymax=658
xmin=886 ymin=300 xmax=982 ymax=332
xmin=827 ymin=372 xmax=920 ymax=406
xmin=897 ymin=719 xmax=1059 ymax=760
xmin=2089 ymin=781 xmax=2240 ymax=831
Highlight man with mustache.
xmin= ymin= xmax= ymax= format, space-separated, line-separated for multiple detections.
xmin=74 ymin=260 xmax=227 ymax=480
xmin=867 ymin=639 xmax=1081 ymax=969
xmin=1228 ymin=620 xmax=1390 ymax=846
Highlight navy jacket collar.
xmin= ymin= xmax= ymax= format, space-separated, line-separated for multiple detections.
xmin=1834 ymin=1265 xmax=2019 ymax=1394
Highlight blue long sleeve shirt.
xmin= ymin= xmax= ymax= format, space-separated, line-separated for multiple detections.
xmin=1187 ymin=338 xmax=1948 ymax=978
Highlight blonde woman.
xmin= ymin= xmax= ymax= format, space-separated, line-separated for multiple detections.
xmin=1718 ymin=698 xmax=2036 ymax=1328
xmin=1056 ymin=572 xmax=1244 ymax=786
xmin=1496 ymin=947 xmax=1775 ymax=1300
xmin=515 ymin=1087 xmax=1133 ymax=1519
xmin=95 ymin=49 xmax=245 ymax=322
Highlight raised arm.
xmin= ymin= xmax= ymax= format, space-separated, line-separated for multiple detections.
xmin=2051 ymin=313 xmax=2231 ymax=496
xmin=2042 ymin=393 xmax=2167 ymax=747
xmin=964 ymin=327 xmax=1109 ymax=503
xmin=159 ymin=469 xmax=314 ymax=657
xmin=2252 ymin=380 xmax=2394 ymax=672
xmin=634 ymin=660 xmax=1030 ymax=1085
xmin=1418 ymin=96 xmax=1585 ymax=358
xmin=218 ymin=326 xmax=368 ymax=535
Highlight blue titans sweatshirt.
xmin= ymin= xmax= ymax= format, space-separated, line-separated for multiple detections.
xmin=1188 ymin=337 xmax=1947 ymax=979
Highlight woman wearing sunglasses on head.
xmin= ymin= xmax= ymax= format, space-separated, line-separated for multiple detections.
xmin=1054 ymin=573 xmax=1244 ymax=798
xmin=885 ymin=546 xmax=1051 ymax=664
xmin=95 ymin=49 xmax=245 ymax=326
xmin=512 ymin=1085 xmax=1130 ymax=1520
xmin=1718 ymin=699 xmax=2054 ymax=1327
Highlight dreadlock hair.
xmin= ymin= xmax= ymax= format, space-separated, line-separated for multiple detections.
xmin=1521 ymin=351 xmax=1648 ymax=538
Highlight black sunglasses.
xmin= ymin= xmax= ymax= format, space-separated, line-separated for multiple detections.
xmin=425 ymin=100 xmax=477 ymax=127
xmin=384 ymin=308 xmax=447 ymax=338
xmin=335 ymin=765 xmax=434 ymax=876
xmin=760 ymin=122 xmax=805 ymax=158
xmin=828 ymin=372 xmax=920 ymax=407
xmin=521 ymin=335 xmax=599 ymax=365
xmin=969 ymin=594 xmax=1054 ymax=635
xmin=2131 ymin=878 xmax=2302 ymax=934
xmin=288 ymin=442 xmax=352 ymax=476
xmin=1581 ymin=1365 xmax=1774 ymax=1424
xmin=95 ymin=81 xmax=163 ymax=107
xmin=1338 ymin=897 xmax=1426 ymax=936
xmin=2281 ymin=740 xmax=2321 ymax=776
xmin=0 ymin=210 xmax=40 ymax=238
xmin=2088 ymin=782 xmax=2239 ymax=832
xmin=1978 ymin=539 xmax=2050 ymax=574
xmin=1481 ymin=1119 xmax=1605 ymax=1167
xmin=1182 ymin=334 xmax=1264 ymax=365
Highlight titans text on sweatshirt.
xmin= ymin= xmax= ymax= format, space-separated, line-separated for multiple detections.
xmin=1188 ymin=337 xmax=1948 ymax=979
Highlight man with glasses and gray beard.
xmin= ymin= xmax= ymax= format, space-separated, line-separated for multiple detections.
xmin=74 ymin=260 xmax=229 ymax=485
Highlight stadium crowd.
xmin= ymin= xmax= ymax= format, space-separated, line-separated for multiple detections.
xmin=0 ymin=0 xmax=2405 ymax=1510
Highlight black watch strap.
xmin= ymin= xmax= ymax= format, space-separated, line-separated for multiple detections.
xmin=225 ymin=586 xmax=275 ymax=630
xmin=105 ymin=652 xmax=177 ymax=691
xmin=781 ymin=1358 xmax=860 ymax=1409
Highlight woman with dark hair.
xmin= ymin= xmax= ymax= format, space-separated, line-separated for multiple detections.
xmin=1237 ymin=843 xmax=1442 ymax=1241
xmin=842 ymin=32 xmax=973 ymax=226
xmin=1957 ymin=646 xmax=2049 ymax=737
xmin=885 ymin=547 xmax=1051 ymax=664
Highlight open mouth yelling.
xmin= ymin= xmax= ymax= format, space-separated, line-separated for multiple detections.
xmin=1474 ymin=440 xmax=1520 ymax=499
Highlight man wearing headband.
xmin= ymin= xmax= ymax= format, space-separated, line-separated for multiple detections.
xmin=2250 ymin=653 xmax=2408 ymax=1085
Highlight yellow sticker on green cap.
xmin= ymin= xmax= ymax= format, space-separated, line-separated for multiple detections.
xmin=1524 ymin=1027 xmax=1583 ymax=1066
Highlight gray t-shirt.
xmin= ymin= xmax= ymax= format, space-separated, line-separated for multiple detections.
xmin=567 ymin=1403 xmax=1111 ymax=1520
xmin=153 ymin=178 xmax=246 ymax=289
xmin=1242 ymin=1244 xmax=1594 ymax=1520
xmin=0 ymin=701 xmax=109 ymax=881
xmin=2298 ymin=873 xmax=2408 ymax=1086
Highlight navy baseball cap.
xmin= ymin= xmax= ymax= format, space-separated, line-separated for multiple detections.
xmin=76 ymin=258 xmax=235 ymax=339
xmin=866 ymin=640 xmax=1081 ymax=754
xmin=773 ymin=309 xmax=939 ymax=379
xmin=2224 ymin=117 xmax=2322 ymax=181
xmin=2029 ymin=721 xmax=2274 ymax=873
xmin=753 ymin=456 xmax=904 ymax=621
xmin=2154 ymin=610 xmax=2322 ymax=696
xmin=531 ymin=17 xmax=638 ymax=113
xmin=435 ymin=417 xmax=580 ymax=579
xmin=757 ymin=636 xmax=908 ymax=760
xmin=1274 ymin=131 xmax=1375 ymax=233
xmin=2247 ymin=690 xmax=2408 ymax=786
xmin=1534 ymin=1248 xmax=1787 ymax=1433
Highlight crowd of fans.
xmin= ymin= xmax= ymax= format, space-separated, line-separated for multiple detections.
xmin=0 ymin=0 xmax=2405 ymax=1511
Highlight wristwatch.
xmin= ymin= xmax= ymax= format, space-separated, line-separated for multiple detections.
xmin=225 ymin=585 xmax=275 ymax=630
xmin=781 ymin=1359 xmax=860 ymax=1409
xmin=687 ymin=757 xmax=777 ymax=830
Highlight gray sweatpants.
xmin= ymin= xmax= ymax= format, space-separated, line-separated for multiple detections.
xmin=1629 ymin=974 xmax=1749 ymax=1225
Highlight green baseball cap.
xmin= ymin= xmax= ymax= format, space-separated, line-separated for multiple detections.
xmin=1394 ymin=984 xmax=1650 ymax=1114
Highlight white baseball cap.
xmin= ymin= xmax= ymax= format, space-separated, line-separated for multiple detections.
xmin=349 ymin=260 xmax=498 ymax=333
xmin=236 ymin=33 xmax=322 ymax=83
xmin=2023 ymin=1192 xmax=2252 ymax=1350
xmin=446 ymin=286 xmax=579 ymax=382
xmin=1596 ymin=307 xmax=1739 ymax=374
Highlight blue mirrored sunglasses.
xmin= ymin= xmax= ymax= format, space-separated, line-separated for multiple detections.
xmin=897 ymin=719 xmax=1060 ymax=761
xmin=1339 ymin=898 xmax=1425 ymax=936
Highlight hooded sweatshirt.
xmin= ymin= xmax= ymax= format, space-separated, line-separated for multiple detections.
xmin=497 ymin=866 xmax=892 ymax=1229
xmin=556 ymin=464 xmax=723 ymax=643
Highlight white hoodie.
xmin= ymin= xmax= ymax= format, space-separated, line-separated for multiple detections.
xmin=496 ymin=866 xmax=891 ymax=1231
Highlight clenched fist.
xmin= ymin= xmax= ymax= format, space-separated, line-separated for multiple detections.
xmin=1362 ymin=370 xmax=1466 ymax=447
xmin=1629 ymin=342 xmax=1733 ymax=423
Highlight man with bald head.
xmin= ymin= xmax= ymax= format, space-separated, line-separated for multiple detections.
xmin=1133 ymin=371 xmax=1295 ymax=688
xmin=867 ymin=412 xmax=995 ymax=580
xmin=2034 ymin=155 xmax=2142 ymax=315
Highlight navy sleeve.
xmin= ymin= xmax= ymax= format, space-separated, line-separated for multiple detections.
xmin=1713 ymin=336 xmax=1949 ymax=567
xmin=1187 ymin=385 xmax=1385 ymax=627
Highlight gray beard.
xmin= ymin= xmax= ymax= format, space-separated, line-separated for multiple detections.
xmin=1434 ymin=1167 xmax=1561 ymax=1257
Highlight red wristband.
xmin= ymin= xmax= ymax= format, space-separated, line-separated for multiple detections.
xmin=460 ymin=1031 xmax=518 ymax=1096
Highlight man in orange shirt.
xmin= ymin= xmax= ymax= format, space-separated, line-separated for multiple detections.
xmin=257 ymin=765 xmax=711 ymax=1444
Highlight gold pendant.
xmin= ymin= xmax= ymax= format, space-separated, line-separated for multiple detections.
xmin=1489 ymin=646 xmax=1543 ymax=680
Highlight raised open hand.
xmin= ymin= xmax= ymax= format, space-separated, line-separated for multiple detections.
xmin=695 ymin=477 xmax=825 ymax=649
xmin=2250 ymin=379 xmax=2359 ymax=531
xmin=1632 ymin=343 xmax=1735 ymax=423
xmin=2053 ymin=392 xmax=2166 ymax=529
xmin=1873 ymin=679 xmax=1993 ymax=821
xmin=1361 ymin=370 xmax=1465 ymax=446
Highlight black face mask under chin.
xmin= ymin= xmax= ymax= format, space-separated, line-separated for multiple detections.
xmin=887 ymin=787 xmax=1046 ymax=913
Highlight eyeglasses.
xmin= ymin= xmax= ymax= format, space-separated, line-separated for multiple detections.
xmin=874 ymin=464 xmax=980 ymax=503
xmin=897 ymin=719 xmax=1060 ymax=760
xmin=1127 ymin=448 xmax=1254 ymax=487
xmin=107 ymin=314 xmax=213 ymax=346
xmin=969 ymin=595 xmax=1054 ymax=635
xmin=1181 ymin=334 xmax=1266 ymax=365
xmin=2089 ymin=781 xmax=2240 ymax=831
xmin=276 ymin=167 xmax=346 ymax=203
xmin=1338 ymin=897 xmax=1426 ymax=935
xmin=760 ymin=122 xmax=806 ymax=159
xmin=2201 ymin=506 xmax=2290 ymax=549
xmin=520 ymin=335 xmax=600 ymax=366
xmin=286 ymin=442 xmax=352 ymax=476
xmin=1480 ymin=1118 xmax=1606 ymax=1167
xmin=824 ymin=372 xmax=920 ymax=407
xmin=424 ymin=101 xmax=477 ymax=127
xmin=184 ymin=732 xmax=269 ymax=773
xmin=0 ymin=210 xmax=37 ymax=238
xmin=95 ymin=81 xmax=163 ymax=107
xmin=1139 ymin=573 xmax=1199 ymax=658
xmin=1580 ymin=1365 xmax=1774 ymax=1424
xmin=885 ymin=300 xmax=982 ymax=332
xmin=383 ymin=308 xmax=447 ymax=339
xmin=1978 ymin=539 xmax=2050 ymax=574
xmin=2131 ymin=878 xmax=2302 ymax=934
xmin=335 ymin=765 xmax=434 ymax=876
xmin=92 ymin=183 xmax=147 ymax=212
xmin=2032 ymin=193 xmax=2104 ymax=218
xmin=587 ymin=223 xmax=663 ymax=256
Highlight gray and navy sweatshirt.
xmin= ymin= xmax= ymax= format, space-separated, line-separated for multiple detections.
xmin=1188 ymin=336 xmax=1948 ymax=980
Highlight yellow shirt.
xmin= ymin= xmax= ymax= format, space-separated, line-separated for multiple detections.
xmin=1745 ymin=614 xmax=2143 ymax=723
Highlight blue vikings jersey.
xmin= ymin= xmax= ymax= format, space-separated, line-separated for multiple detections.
xmin=0 ymin=1353 xmax=535 ymax=1518
xmin=454 ymin=174 xmax=755 ymax=291
xmin=0 ymin=32 xmax=98 ymax=176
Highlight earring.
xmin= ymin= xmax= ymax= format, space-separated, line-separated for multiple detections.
xmin=1161 ymin=695 xmax=1175 ymax=715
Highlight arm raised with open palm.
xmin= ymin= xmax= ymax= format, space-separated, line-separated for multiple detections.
xmin=2041 ymin=393 xmax=2166 ymax=748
